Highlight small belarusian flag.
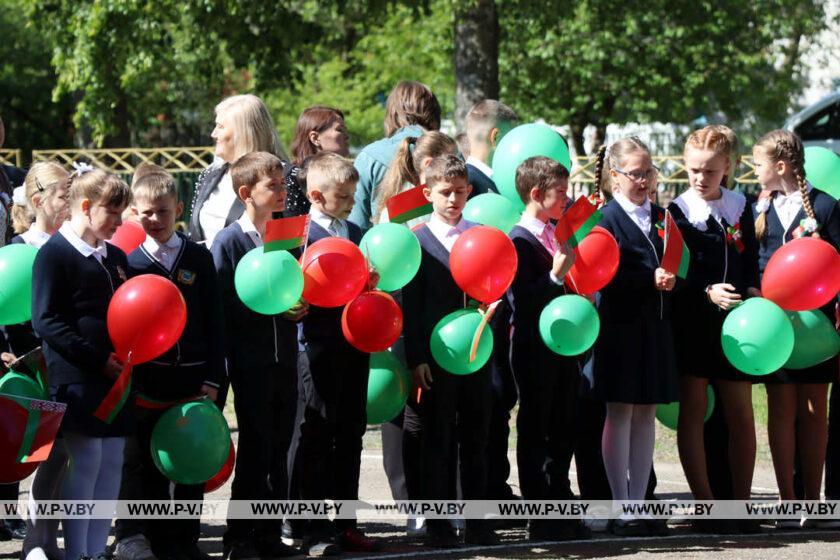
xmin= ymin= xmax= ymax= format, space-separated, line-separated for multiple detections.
xmin=265 ymin=215 xmax=311 ymax=252
xmin=555 ymin=196 xmax=603 ymax=248
xmin=94 ymin=362 xmax=132 ymax=424
xmin=0 ymin=395 xmax=66 ymax=463
xmin=661 ymin=210 xmax=690 ymax=279
xmin=386 ymin=186 xmax=433 ymax=224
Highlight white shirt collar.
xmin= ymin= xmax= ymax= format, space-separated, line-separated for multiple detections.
xmin=612 ymin=192 xmax=651 ymax=216
xmin=236 ymin=213 xmax=263 ymax=247
xmin=673 ymin=187 xmax=746 ymax=231
xmin=427 ymin=214 xmax=472 ymax=251
xmin=309 ymin=207 xmax=347 ymax=238
xmin=20 ymin=227 xmax=52 ymax=249
xmin=59 ymin=221 xmax=108 ymax=261
xmin=466 ymin=156 xmax=493 ymax=179
xmin=517 ymin=213 xmax=551 ymax=238
xmin=142 ymin=232 xmax=183 ymax=270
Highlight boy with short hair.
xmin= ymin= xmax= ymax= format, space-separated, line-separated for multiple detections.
xmin=401 ymin=154 xmax=499 ymax=548
xmin=211 ymin=152 xmax=301 ymax=560
xmin=464 ymin=100 xmax=519 ymax=197
xmin=288 ymin=151 xmax=378 ymax=554
xmin=114 ymin=164 xmax=224 ymax=560
xmin=507 ymin=156 xmax=589 ymax=541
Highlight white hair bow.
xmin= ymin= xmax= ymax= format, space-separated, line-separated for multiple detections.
xmin=12 ymin=185 xmax=27 ymax=206
xmin=71 ymin=161 xmax=95 ymax=177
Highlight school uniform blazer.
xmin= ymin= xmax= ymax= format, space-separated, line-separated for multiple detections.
xmin=597 ymin=200 xmax=671 ymax=320
xmin=298 ymin=220 xmax=364 ymax=349
xmin=402 ymin=224 xmax=472 ymax=371
xmin=755 ymin=188 xmax=840 ymax=276
xmin=466 ymin=164 xmax=498 ymax=198
xmin=211 ymin=222 xmax=297 ymax=370
xmin=126 ymin=232 xmax=225 ymax=389
xmin=506 ymin=225 xmax=568 ymax=373
xmin=31 ymin=234 xmax=128 ymax=386
xmin=187 ymin=163 xmax=245 ymax=243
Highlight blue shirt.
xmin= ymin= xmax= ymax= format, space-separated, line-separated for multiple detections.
xmin=349 ymin=124 xmax=424 ymax=231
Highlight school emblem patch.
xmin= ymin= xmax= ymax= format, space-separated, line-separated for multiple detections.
xmin=116 ymin=266 xmax=128 ymax=282
xmin=177 ymin=268 xmax=196 ymax=286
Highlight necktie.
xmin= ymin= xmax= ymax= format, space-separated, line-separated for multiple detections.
xmin=328 ymin=219 xmax=340 ymax=237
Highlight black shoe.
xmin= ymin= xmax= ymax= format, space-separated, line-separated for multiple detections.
xmin=645 ymin=518 xmax=669 ymax=536
xmin=0 ymin=523 xmax=11 ymax=542
xmin=256 ymin=536 xmax=301 ymax=559
xmin=336 ymin=528 xmax=380 ymax=552
xmin=571 ymin=520 xmax=593 ymax=539
xmin=738 ymin=519 xmax=763 ymax=534
xmin=464 ymin=523 xmax=500 ymax=546
xmin=223 ymin=541 xmax=260 ymax=560
xmin=300 ymin=539 xmax=339 ymax=558
xmin=3 ymin=519 xmax=26 ymax=540
xmin=174 ymin=543 xmax=211 ymax=560
xmin=281 ymin=521 xmax=303 ymax=548
xmin=423 ymin=525 xmax=461 ymax=549
xmin=610 ymin=518 xmax=648 ymax=537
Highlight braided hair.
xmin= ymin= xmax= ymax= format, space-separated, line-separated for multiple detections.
xmin=753 ymin=130 xmax=817 ymax=240
xmin=591 ymin=145 xmax=606 ymax=203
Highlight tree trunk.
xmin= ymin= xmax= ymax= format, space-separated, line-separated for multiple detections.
xmin=454 ymin=0 xmax=499 ymax=131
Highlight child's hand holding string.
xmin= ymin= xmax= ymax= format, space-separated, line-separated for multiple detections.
xmin=707 ymin=283 xmax=742 ymax=310
xmin=412 ymin=363 xmax=433 ymax=391
xmin=281 ymin=299 xmax=309 ymax=322
xmin=654 ymin=268 xmax=676 ymax=291
xmin=551 ymin=242 xmax=576 ymax=279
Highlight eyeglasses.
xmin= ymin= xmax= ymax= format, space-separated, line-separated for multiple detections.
xmin=614 ymin=166 xmax=659 ymax=183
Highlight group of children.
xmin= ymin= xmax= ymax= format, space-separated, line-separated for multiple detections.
xmin=0 ymin=96 xmax=838 ymax=560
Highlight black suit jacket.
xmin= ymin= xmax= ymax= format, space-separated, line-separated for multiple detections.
xmin=187 ymin=164 xmax=245 ymax=243
xmin=466 ymin=163 xmax=498 ymax=198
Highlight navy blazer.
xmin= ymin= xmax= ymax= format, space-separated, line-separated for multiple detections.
xmin=755 ymin=187 xmax=840 ymax=276
xmin=506 ymin=225 xmax=568 ymax=369
xmin=298 ymin=220 xmax=364 ymax=348
xmin=211 ymin=222 xmax=298 ymax=370
xmin=401 ymin=224 xmax=472 ymax=370
xmin=127 ymin=233 xmax=225 ymax=387
xmin=598 ymin=200 xmax=671 ymax=320
xmin=32 ymin=233 xmax=128 ymax=386
xmin=466 ymin=163 xmax=498 ymax=198
xmin=187 ymin=164 xmax=245 ymax=243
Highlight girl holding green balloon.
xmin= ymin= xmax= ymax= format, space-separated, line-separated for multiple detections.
xmin=752 ymin=130 xmax=840 ymax=522
xmin=669 ymin=127 xmax=761 ymax=530
xmin=590 ymin=138 xmax=678 ymax=536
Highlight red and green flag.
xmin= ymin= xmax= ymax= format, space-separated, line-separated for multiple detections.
xmin=0 ymin=395 xmax=66 ymax=463
xmin=93 ymin=362 xmax=133 ymax=424
xmin=265 ymin=215 xmax=311 ymax=252
xmin=662 ymin=210 xmax=690 ymax=279
xmin=386 ymin=186 xmax=433 ymax=224
xmin=554 ymin=196 xmax=603 ymax=248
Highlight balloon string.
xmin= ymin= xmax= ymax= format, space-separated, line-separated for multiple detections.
xmin=469 ymin=300 xmax=500 ymax=362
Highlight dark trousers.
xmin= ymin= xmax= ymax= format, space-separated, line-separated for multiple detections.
xmin=419 ymin=366 xmax=492 ymax=534
xmin=289 ymin=343 xmax=369 ymax=536
xmin=486 ymin=309 xmax=517 ymax=499
xmin=826 ymin=381 xmax=839 ymax=499
xmin=512 ymin=355 xmax=578 ymax=501
xmin=115 ymin=408 xmax=203 ymax=549
xmin=381 ymin=415 xmax=408 ymax=500
xmin=225 ymin=360 xmax=298 ymax=543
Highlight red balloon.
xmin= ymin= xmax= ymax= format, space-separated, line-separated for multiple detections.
xmin=107 ymin=275 xmax=187 ymax=364
xmin=341 ymin=291 xmax=403 ymax=353
xmin=0 ymin=397 xmax=40 ymax=484
xmin=565 ymin=226 xmax=620 ymax=295
xmin=762 ymin=237 xmax=840 ymax=311
xmin=108 ymin=220 xmax=146 ymax=254
xmin=450 ymin=226 xmax=518 ymax=303
xmin=301 ymin=238 xmax=369 ymax=308
xmin=204 ymin=435 xmax=235 ymax=494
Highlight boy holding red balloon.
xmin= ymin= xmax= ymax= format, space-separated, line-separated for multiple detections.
xmin=401 ymin=154 xmax=502 ymax=548
xmin=31 ymin=166 xmax=132 ymax=560
xmin=210 ymin=152 xmax=303 ymax=560
xmin=112 ymin=165 xmax=225 ymax=560
xmin=506 ymin=156 xmax=590 ymax=541
xmin=287 ymin=151 xmax=379 ymax=554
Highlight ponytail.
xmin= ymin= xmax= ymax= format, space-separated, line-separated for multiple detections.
xmin=793 ymin=161 xmax=819 ymax=239
xmin=754 ymin=203 xmax=769 ymax=241
xmin=592 ymin=145 xmax=606 ymax=204
xmin=11 ymin=188 xmax=33 ymax=234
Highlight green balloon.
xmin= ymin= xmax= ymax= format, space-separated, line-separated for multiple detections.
xmin=463 ymin=193 xmax=523 ymax=234
xmin=0 ymin=244 xmax=39 ymax=325
xmin=538 ymin=295 xmax=600 ymax=356
xmin=784 ymin=310 xmax=840 ymax=369
xmin=0 ymin=372 xmax=47 ymax=400
xmin=721 ymin=297 xmax=794 ymax=376
xmin=804 ymin=146 xmax=840 ymax=200
xmin=367 ymin=351 xmax=411 ymax=424
xmin=656 ymin=386 xmax=715 ymax=431
xmin=359 ymin=223 xmax=422 ymax=292
xmin=234 ymin=247 xmax=303 ymax=315
xmin=151 ymin=400 xmax=231 ymax=485
xmin=491 ymin=123 xmax=572 ymax=209
xmin=430 ymin=308 xmax=494 ymax=375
